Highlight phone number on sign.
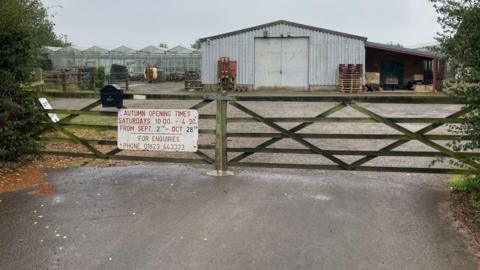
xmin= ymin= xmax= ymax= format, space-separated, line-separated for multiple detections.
xmin=142 ymin=143 xmax=186 ymax=151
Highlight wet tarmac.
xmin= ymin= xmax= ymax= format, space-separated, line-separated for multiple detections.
xmin=0 ymin=164 xmax=476 ymax=269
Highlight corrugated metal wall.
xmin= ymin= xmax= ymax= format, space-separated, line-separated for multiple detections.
xmin=201 ymin=24 xmax=365 ymax=86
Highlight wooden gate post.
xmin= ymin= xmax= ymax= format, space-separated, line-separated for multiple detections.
xmin=62 ymin=71 xmax=67 ymax=92
xmin=215 ymin=96 xmax=228 ymax=173
xmin=432 ymin=59 xmax=438 ymax=92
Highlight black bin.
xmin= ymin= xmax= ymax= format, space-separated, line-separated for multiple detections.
xmin=100 ymin=85 xmax=123 ymax=108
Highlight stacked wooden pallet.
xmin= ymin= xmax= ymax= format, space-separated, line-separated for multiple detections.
xmin=43 ymin=68 xmax=96 ymax=91
xmin=339 ymin=64 xmax=363 ymax=93
xmin=217 ymin=57 xmax=237 ymax=91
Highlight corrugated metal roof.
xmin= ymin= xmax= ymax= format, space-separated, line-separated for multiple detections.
xmin=366 ymin=41 xmax=439 ymax=59
xmin=199 ymin=20 xmax=368 ymax=42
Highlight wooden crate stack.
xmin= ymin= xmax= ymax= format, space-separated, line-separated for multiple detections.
xmin=217 ymin=57 xmax=237 ymax=91
xmin=338 ymin=64 xmax=363 ymax=93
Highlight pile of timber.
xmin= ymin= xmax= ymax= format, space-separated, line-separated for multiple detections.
xmin=43 ymin=67 xmax=96 ymax=91
xmin=339 ymin=64 xmax=363 ymax=93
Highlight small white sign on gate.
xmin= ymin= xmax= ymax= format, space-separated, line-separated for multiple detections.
xmin=38 ymin=97 xmax=60 ymax=123
xmin=117 ymin=109 xmax=199 ymax=152
xmin=38 ymin=98 xmax=53 ymax=109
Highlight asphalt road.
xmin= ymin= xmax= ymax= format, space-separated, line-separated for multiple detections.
xmin=0 ymin=164 xmax=476 ymax=270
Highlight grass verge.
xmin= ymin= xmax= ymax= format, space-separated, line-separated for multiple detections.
xmin=449 ymin=174 xmax=480 ymax=221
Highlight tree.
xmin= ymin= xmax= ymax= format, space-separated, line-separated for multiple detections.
xmin=39 ymin=53 xmax=54 ymax=71
xmin=431 ymin=0 xmax=480 ymax=81
xmin=95 ymin=66 xmax=106 ymax=89
xmin=159 ymin=43 xmax=168 ymax=49
xmin=0 ymin=0 xmax=64 ymax=161
xmin=430 ymin=0 xmax=480 ymax=173
xmin=0 ymin=0 xmax=64 ymax=81
xmin=191 ymin=39 xmax=201 ymax=50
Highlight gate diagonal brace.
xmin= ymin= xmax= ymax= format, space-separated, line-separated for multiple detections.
xmin=349 ymin=107 xmax=472 ymax=168
xmin=35 ymin=99 xmax=105 ymax=158
xmin=48 ymin=120 xmax=106 ymax=158
xmin=34 ymin=99 xmax=102 ymax=137
xmin=229 ymin=103 xmax=348 ymax=163
xmin=190 ymin=99 xmax=214 ymax=164
xmin=59 ymin=99 xmax=103 ymax=123
xmin=229 ymin=101 xmax=351 ymax=170
xmin=189 ymin=99 xmax=213 ymax=110
xmin=194 ymin=150 xmax=214 ymax=164
xmin=105 ymin=147 xmax=122 ymax=158
xmin=348 ymin=103 xmax=479 ymax=170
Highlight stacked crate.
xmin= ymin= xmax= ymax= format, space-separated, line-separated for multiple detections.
xmin=217 ymin=57 xmax=237 ymax=91
xmin=338 ymin=64 xmax=363 ymax=93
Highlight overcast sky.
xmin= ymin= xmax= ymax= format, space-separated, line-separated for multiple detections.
xmin=41 ymin=0 xmax=441 ymax=49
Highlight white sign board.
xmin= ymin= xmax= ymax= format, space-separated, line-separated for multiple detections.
xmin=38 ymin=98 xmax=53 ymax=109
xmin=47 ymin=113 xmax=60 ymax=123
xmin=117 ymin=109 xmax=199 ymax=152
xmin=38 ymin=98 xmax=60 ymax=123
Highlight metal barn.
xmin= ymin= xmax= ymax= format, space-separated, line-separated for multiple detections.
xmin=200 ymin=20 xmax=367 ymax=90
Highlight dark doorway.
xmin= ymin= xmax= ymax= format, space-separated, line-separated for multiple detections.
xmin=365 ymin=42 xmax=443 ymax=92
xmin=380 ymin=61 xmax=403 ymax=90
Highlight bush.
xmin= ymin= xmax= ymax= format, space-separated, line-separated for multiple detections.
xmin=449 ymin=174 xmax=480 ymax=210
xmin=39 ymin=53 xmax=53 ymax=71
xmin=0 ymin=71 xmax=42 ymax=161
xmin=449 ymin=174 xmax=480 ymax=214
xmin=95 ymin=66 xmax=106 ymax=89
xmin=449 ymin=175 xmax=480 ymax=192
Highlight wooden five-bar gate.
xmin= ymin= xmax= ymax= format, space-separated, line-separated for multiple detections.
xmin=35 ymin=91 xmax=480 ymax=175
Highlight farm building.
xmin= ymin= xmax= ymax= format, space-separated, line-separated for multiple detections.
xmin=365 ymin=42 xmax=443 ymax=91
xmin=200 ymin=20 xmax=443 ymax=91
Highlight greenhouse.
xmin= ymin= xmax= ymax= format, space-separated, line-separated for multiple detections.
xmin=44 ymin=45 xmax=201 ymax=76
